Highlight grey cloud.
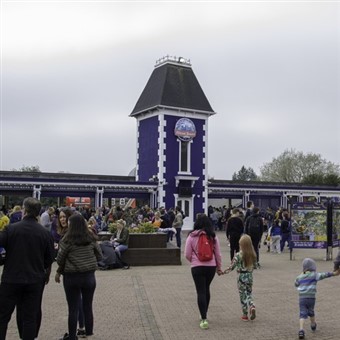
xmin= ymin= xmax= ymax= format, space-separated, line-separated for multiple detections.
xmin=1 ymin=2 xmax=339 ymax=179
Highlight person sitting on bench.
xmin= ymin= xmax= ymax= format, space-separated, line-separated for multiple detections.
xmin=111 ymin=219 xmax=129 ymax=257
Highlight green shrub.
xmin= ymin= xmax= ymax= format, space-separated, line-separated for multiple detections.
xmin=129 ymin=222 xmax=158 ymax=234
xmin=108 ymin=222 xmax=118 ymax=234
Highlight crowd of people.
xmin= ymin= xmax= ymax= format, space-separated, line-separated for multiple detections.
xmin=1 ymin=199 xmax=340 ymax=340
xmin=0 ymin=201 xmax=185 ymax=340
xmin=210 ymin=202 xmax=293 ymax=264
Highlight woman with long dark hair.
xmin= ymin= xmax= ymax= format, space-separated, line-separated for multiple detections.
xmin=53 ymin=208 xmax=89 ymax=339
xmin=184 ymin=213 xmax=223 ymax=330
xmin=56 ymin=214 xmax=102 ymax=340
xmin=51 ymin=207 xmax=74 ymax=248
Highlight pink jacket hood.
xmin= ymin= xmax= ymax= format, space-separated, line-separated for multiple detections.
xmin=189 ymin=229 xmax=203 ymax=237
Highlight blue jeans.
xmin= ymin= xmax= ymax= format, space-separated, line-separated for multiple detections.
xmin=63 ymin=271 xmax=96 ymax=340
xmin=280 ymin=233 xmax=290 ymax=252
xmin=114 ymin=244 xmax=128 ymax=257
xmin=299 ymin=297 xmax=315 ymax=319
xmin=175 ymin=228 xmax=182 ymax=248
xmin=167 ymin=231 xmax=174 ymax=242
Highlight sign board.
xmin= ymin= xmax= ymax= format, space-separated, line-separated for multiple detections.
xmin=290 ymin=203 xmax=327 ymax=249
xmin=174 ymin=118 xmax=196 ymax=142
xmin=332 ymin=203 xmax=340 ymax=247
xmin=66 ymin=197 xmax=91 ymax=207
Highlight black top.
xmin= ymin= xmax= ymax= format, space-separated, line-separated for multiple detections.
xmin=244 ymin=209 xmax=252 ymax=221
xmin=245 ymin=213 xmax=264 ymax=238
xmin=226 ymin=217 xmax=244 ymax=238
xmin=131 ymin=62 xmax=215 ymax=116
xmin=281 ymin=220 xmax=290 ymax=234
xmin=0 ymin=216 xmax=55 ymax=284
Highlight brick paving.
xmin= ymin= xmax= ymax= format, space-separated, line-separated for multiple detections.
xmin=3 ymin=231 xmax=340 ymax=340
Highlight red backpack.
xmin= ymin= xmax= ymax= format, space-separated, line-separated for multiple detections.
xmin=196 ymin=232 xmax=214 ymax=261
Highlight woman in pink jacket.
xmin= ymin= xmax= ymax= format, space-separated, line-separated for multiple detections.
xmin=185 ymin=213 xmax=223 ymax=330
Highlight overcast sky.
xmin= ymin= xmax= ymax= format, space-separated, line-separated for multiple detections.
xmin=1 ymin=0 xmax=339 ymax=180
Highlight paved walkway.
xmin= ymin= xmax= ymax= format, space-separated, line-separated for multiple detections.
xmin=3 ymin=231 xmax=340 ymax=340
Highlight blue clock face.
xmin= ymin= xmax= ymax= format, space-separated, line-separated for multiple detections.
xmin=174 ymin=118 xmax=196 ymax=142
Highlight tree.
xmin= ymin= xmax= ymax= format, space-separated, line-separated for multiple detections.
xmin=232 ymin=166 xmax=258 ymax=181
xmin=302 ymin=173 xmax=340 ymax=186
xmin=260 ymin=149 xmax=340 ymax=183
xmin=11 ymin=165 xmax=41 ymax=172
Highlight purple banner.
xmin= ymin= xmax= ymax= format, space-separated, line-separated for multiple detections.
xmin=290 ymin=241 xmax=327 ymax=249
xmin=291 ymin=202 xmax=326 ymax=210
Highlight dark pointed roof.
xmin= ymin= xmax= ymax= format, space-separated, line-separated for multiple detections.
xmin=130 ymin=60 xmax=215 ymax=116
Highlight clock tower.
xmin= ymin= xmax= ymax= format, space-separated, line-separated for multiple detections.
xmin=130 ymin=56 xmax=215 ymax=229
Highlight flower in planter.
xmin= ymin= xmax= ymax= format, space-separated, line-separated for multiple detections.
xmin=137 ymin=222 xmax=158 ymax=234
xmin=108 ymin=222 xmax=118 ymax=234
xmin=130 ymin=227 xmax=141 ymax=233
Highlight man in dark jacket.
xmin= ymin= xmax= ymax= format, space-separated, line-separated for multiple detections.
xmin=245 ymin=207 xmax=264 ymax=266
xmin=244 ymin=201 xmax=254 ymax=221
xmin=167 ymin=208 xmax=176 ymax=242
xmin=226 ymin=208 xmax=244 ymax=261
xmin=280 ymin=212 xmax=291 ymax=252
xmin=0 ymin=197 xmax=55 ymax=340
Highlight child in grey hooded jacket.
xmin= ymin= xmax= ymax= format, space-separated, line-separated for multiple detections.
xmin=295 ymin=258 xmax=339 ymax=339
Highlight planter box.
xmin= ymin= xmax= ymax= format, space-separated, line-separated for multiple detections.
xmin=98 ymin=232 xmax=180 ymax=266
xmin=121 ymin=243 xmax=181 ymax=266
xmin=128 ymin=233 xmax=167 ymax=248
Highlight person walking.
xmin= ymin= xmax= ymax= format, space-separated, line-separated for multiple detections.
xmin=53 ymin=208 xmax=88 ymax=339
xmin=226 ymin=208 xmax=244 ymax=261
xmin=173 ymin=206 xmax=183 ymax=248
xmin=244 ymin=201 xmax=254 ymax=221
xmin=224 ymin=234 xmax=258 ymax=322
xmin=295 ymin=258 xmax=339 ymax=339
xmin=0 ymin=197 xmax=55 ymax=340
xmin=264 ymin=207 xmax=274 ymax=231
xmin=245 ymin=207 xmax=264 ymax=266
xmin=184 ymin=214 xmax=223 ymax=330
xmin=280 ymin=212 xmax=291 ymax=252
xmin=55 ymin=214 xmax=102 ymax=340
xmin=270 ymin=219 xmax=281 ymax=254
xmin=167 ymin=208 xmax=176 ymax=242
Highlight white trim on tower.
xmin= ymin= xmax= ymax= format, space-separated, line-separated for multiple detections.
xmin=135 ymin=120 xmax=140 ymax=181
xmin=158 ymin=114 xmax=166 ymax=207
xmin=202 ymin=119 xmax=208 ymax=214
